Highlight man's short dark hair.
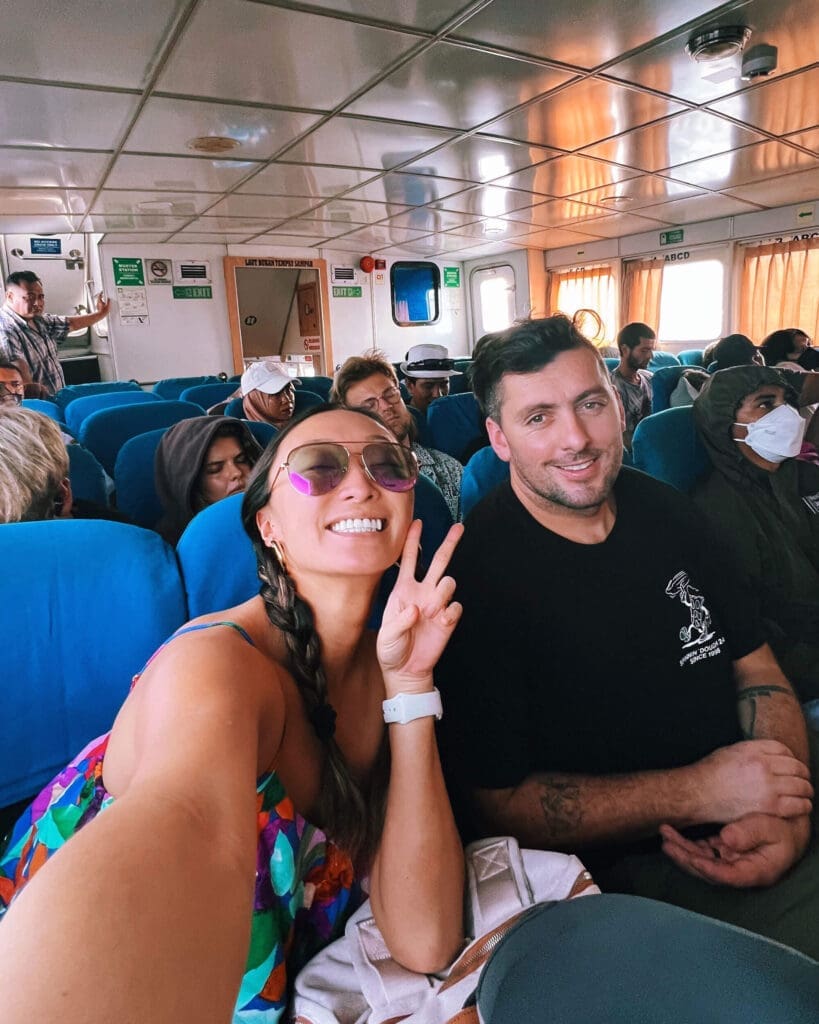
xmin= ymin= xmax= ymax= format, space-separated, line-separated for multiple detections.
xmin=470 ymin=316 xmax=601 ymax=421
xmin=617 ymin=322 xmax=655 ymax=352
xmin=0 ymin=358 xmax=22 ymax=374
xmin=710 ymin=333 xmax=757 ymax=371
xmin=5 ymin=271 xmax=41 ymax=289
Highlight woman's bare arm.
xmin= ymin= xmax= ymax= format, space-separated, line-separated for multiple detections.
xmin=0 ymin=631 xmax=282 ymax=1024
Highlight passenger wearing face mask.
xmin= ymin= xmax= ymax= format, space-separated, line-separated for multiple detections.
xmin=693 ymin=366 xmax=819 ymax=703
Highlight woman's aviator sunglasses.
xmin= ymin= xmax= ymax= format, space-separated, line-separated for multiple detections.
xmin=271 ymin=441 xmax=418 ymax=496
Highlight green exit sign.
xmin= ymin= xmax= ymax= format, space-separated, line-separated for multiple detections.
xmin=172 ymin=285 xmax=212 ymax=299
xmin=660 ymin=229 xmax=684 ymax=245
xmin=333 ymin=286 xmax=362 ymax=298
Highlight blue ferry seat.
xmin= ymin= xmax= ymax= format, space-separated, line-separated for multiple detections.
xmin=21 ymin=398 xmax=63 ymax=423
xmin=152 ymin=375 xmax=220 ymax=400
xmin=604 ymin=357 xmax=620 ymax=372
xmin=180 ymin=381 xmax=238 ymax=410
xmin=79 ymin=400 xmax=202 ymax=475
xmin=630 ymin=406 xmax=710 ymax=493
xmin=0 ymin=520 xmax=187 ymax=808
xmin=224 ymin=397 xmax=244 ymax=418
xmin=53 ymin=381 xmax=142 ymax=413
xmin=65 ymin=390 xmax=159 ymax=436
xmin=114 ymin=428 xmax=168 ymax=529
xmin=67 ymin=444 xmax=109 ymax=507
xmin=461 ymin=446 xmax=509 ymax=520
xmin=426 ymin=392 xmax=484 ymax=463
xmin=300 ymin=376 xmax=333 ymax=400
xmin=650 ymin=365 xmax=692 ymax=414
xmin=648 ymin=350 xmax=680 ymax=371
xmin=677 ymin=349 xmax=705 ymax=367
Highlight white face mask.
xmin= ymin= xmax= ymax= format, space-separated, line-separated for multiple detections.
xmin=734 ymin=402 xmax=806 ymax=463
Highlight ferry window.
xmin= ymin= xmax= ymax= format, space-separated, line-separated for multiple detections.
xmin=472 ymin=264 xmax=516 ymax=335
xmin=549 ymin=265 xmax=617 ymax=342
xmin=391 ymin=262 xmax=440 ymax=326
xmin=658 ymin=259 xmax=723 ymax=342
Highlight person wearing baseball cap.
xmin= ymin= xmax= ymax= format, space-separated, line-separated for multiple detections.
xmin=241 ymin=360 xmax=298 ymax=429
xmin=400 ymin=344 xmax=461 ymax=416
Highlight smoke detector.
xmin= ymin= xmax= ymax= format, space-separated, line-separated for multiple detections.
xmin=186 ymin=135 xmax=241 ymax=154
xmin=685 ymin=26 xmax=751 ymax=62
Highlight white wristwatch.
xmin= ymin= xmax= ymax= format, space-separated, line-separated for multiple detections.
xmin=382 ymin=688 xmax=443 ymax=725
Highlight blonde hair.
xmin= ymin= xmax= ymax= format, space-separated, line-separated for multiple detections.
xmin=330 ymin=351 xmax=399 ymax=405
xmin=0 ymin=406 xmax=68 ymax=522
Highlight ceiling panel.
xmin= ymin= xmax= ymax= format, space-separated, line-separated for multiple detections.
xmin=125 ymin=97 xmax=321 ymax=160
xmin=345 ymin=42 xmax=574 ymax=130
xmin=286 ymin=0 xmax=470 ymax=31
xmin=403 ymin=134 xmax=560 ymax=183
xmin=723 ymin=166 xmax=819 ymax=205
xmin=483 ymin=78 xmax=683 ymax=151
xmin=607 ymin=0 xmax=819 ymax=105
xmin=0 ymin=0 xmax=180 ymax=89
xmin=157 ymin=0 xmax=419 ymax=109
xmin=493 ymin=154 xmax=640 ymax=198
xmin=0 ymin=189 xmax=93 ymax=216
xmin=273 ymin=217 xmax=369 ymax=237
xmin=101 ymin=233 xmax=178 ymax=244
xmin=565 ymin=174 xmax=704 ymax=210
xmin=451 ymin=0 xmax=721 ymax=69
xmin=511 ymin=227 xmax=607 ymax=248
xmin=327 ymin=224 xmax=432 ymax=247
xmin=297 ymin=198 xmax=411 ymax=222
xmin=501 ymin=198 xmax=614 ymax=229
xmin=581 ymin=110 xmax=769 ymax=173
xmin=92 ymin=190 xmax=218 ymax=216
xmin=438 ymin=184 xmax=544 ymax=216
xmin=167 ymin=232 xmax=256 ymax=244
xmin=0 ymin=215 xmax=79 ymax=233
xmin=382 ymin=207 xmax=481 ymax=231
xmin=279 ymin=117 xmax=457 ymax=169
xmin=105 ymin=154 xmax=263 ymax=191
xmin=251 ymin=233 xmax=325 ymax=247
xmin=0 ymin=82 xmax=138 ymax=150
xmin=707 ymin=67 xmax=819 ymax=137
xmin=786 ymin=127 xmax=819 ymax=155
xmin=176 ymin=216 xmax=278 ymax=233
xmin=565 ymin=211 xmax=673 ymax=236
xmin=237 ymin=163 xmax=379 ymax=197
xmin=437 ymin=217 xmax=543 ymax=240
xmin=343 ymin=172 xmax=469 ymax=205
xmin=0 ymin=149 xmax=110 ymax=189
xmin=84 ymin=213 xmax=193 ymax=232
xmin=204 ymin=194 xmax=318 ymax=218
xmin=626 ymin=192 xmax=763 ymax=223
xmin=665 ymin=140 xmax=819 ymax=190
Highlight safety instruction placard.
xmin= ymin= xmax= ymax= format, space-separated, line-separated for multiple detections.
xmin=443 ymin=267 xmax=460 ymax=288
xmin=117 ymin=286 xmax=149 ymax=326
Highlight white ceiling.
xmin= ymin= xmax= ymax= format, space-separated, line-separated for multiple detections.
xmin=0 ymin=0 xmax=817 ymax=259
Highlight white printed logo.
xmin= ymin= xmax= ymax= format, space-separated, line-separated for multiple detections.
xmin=665 ymin=570 xmax=715 ymax=648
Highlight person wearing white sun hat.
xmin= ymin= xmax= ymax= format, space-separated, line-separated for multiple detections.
xmin=400 ymin=344 xmax=462 ymax=417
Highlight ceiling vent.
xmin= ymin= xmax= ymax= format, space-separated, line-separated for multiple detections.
xmin=685 ymin=26 xmax=751 ymax=62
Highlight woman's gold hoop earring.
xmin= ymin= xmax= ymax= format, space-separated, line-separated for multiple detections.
xmin=269 ymin=539 xmax=287 ymax=571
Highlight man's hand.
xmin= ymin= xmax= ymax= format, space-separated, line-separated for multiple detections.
xmin=660 ymin=813 xmax=810 ymax=888
xmin=693 ymin=740 xmax=812 ymax=822
xmin=93 ymin=293 xmax=111 ymax=319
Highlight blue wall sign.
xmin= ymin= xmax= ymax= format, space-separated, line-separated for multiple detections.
xmin=30 ymin=238 xmax=62 ymax=255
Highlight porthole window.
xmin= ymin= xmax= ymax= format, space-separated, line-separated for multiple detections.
xmin=390 ymin=261 xmax=440 ymax=326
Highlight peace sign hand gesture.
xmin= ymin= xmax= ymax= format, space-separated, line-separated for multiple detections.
xmin=377 ymin=521 xmax=463 ymax=696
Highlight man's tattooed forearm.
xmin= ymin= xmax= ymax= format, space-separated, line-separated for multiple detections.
xmin=737 ymin=684 xmax=795 ymax=738
xmin=538 ymin=779 xmax=583 ymax=837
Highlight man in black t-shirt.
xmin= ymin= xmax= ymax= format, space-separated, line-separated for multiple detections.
xmin=438 ymin=316 xmax=819 ymax=958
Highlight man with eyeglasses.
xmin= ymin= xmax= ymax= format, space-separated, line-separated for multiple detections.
xmin=0 ymin=360 xmax=26 ymax=406
xmin=331 ymin=353 xmax=463 ymax=521
xmin=0 ymin=271 xmax=111 ymax=396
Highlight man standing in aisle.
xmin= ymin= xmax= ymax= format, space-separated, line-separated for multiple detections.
xmin=0 ymin=272 xmax=110 ymax=396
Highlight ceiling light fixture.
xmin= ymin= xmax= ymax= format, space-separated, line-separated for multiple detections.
xmin=598 ymin=195 xmax=633 ymax=206
xmin=186 ymin=135 xmax=241 ymax=154
xmin=685 ymin=26 xmax=751 ymax=62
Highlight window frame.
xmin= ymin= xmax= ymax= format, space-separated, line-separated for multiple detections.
xmin=389 ymin=260 xmax=441 ymax=327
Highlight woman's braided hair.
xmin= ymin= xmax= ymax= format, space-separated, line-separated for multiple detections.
xmin=241 ymin=404 xmax=390 ymax=865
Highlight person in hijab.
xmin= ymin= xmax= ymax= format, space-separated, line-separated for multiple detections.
xmin=154 ymin=416 xmax=261 ymax=544
xmin=693 ymin=366 xmax=819 ymax=703
xmin=240 ymin=361 xmax=297 ymax=428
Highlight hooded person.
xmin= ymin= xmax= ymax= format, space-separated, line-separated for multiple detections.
xmin=693 ymin=366 xmax=819 ymax=702
xmin=154 ymin=416 xmax=262 ymax=544
xmin=240 ymin=360 xmax=298 ymax=427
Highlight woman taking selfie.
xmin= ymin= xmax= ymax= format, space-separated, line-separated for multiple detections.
xmin=0 ymin=404 xmax=465 ymax=1022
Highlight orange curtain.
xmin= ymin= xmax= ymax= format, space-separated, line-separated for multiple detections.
xmin=739 ymin=237 xmax=819 ymax=342
xmin=547 ymin=265 xmax=617 ymax=342
xmin=621 ymin=258 xmax=663 ymax=330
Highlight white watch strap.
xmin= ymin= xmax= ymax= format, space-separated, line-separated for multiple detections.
xmin=382 ymin=688 xmax=443 ymax=725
